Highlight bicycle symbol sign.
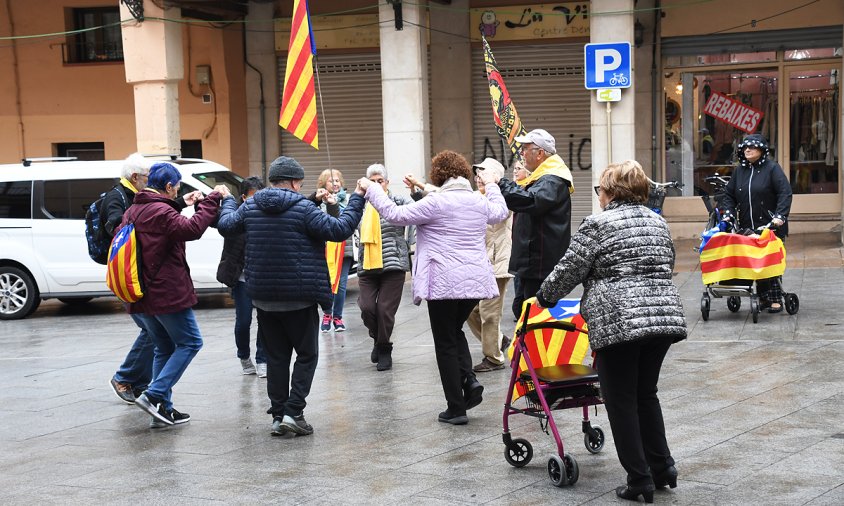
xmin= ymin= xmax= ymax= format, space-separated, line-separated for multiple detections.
xmin=584 ymin=42 xmax=632 ymax=90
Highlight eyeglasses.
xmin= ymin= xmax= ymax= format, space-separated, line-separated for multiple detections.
xmin=519 ymin=145 xmax=542 ymax=155
xmin=593 ymin=185 xmax=602 ymax=196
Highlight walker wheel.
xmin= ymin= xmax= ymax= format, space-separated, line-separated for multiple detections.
xmin=785 ymin=293 xmax=799 ymax=315
xmin=727 ymin=296 xmax=741 ymax=313
xmin=700 ymin=294 xmax=711 ymax=321
xmin=548 ymin=453 xmax=579 ymax=487
xmin=750 ymin=295 xmax=760 ymax=324
xmin=504 ymin=438 xmax=533 ymax=467
xmin=584 ymin=425 xmax=605 ymax=454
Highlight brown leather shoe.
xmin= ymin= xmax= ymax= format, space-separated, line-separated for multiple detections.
xmin=473 ymin=357 xmax=505 ymax=373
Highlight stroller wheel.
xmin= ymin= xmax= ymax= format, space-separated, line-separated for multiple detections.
xmin=750 ymin=295 xmax=760 ymax=324
xmin=504 ymin=438 xmax=533 ymax=467
xmin=548 ymin=453 xmax=579 ymax=487
xmin=727 ymin=296 xmax=741 ymax=313
xmin=785 ymin=293 xmax=799 ymax=315
xmin=700 ymin=294 xmax=711 ymax=321
xmin=584 ymin=425 xmax=605 ymax=454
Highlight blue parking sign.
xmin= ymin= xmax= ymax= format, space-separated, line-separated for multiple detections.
xmin=584 ymin=42 xmax=632 ymax=89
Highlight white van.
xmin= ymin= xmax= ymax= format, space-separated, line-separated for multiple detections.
xmin=0 ymin=157 xmax=243 ymax=320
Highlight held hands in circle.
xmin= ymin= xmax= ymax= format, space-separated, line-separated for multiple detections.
xmin=477 ymin=168 xmax=498 ymax=186
xmin=403 ymin=173 xmax=424 ymax=191
xmin=355 ymin=177 xmax=370 ymax=195
xmin=315 ymin=188 xmax=339 ymax=204
xmin=183 ymin=190 xmax=206 ymax=205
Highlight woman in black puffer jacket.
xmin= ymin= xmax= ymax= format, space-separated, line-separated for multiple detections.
xmin=536 ymin=160 xmax=687 ymax=503
xmin=721 ymin=133 xmax=793 ymax=312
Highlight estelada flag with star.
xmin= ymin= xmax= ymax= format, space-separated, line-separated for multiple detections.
xmin=279 ymin=0 xmax=318 ymax=149
xmin=506 ymin=299 xmax=590 ymax=401
xmin=483 ymin=35 xmax=527 ymax=157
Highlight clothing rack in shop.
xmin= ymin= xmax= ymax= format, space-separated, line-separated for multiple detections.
xmin=790 ymin=87 xmax=836 ymax=94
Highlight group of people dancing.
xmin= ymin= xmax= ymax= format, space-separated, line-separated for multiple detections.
xmin=104 ymin=128 xmax=794 ymax=502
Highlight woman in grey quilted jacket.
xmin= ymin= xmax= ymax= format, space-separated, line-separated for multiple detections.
xmin=536 ymin=160 xmax=687 ymax=503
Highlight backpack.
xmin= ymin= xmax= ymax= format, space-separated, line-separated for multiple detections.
xmin=85 ymin=186 xmax=126 ymax=265
xmin=106 ymin=220 xmax=145 ymax=303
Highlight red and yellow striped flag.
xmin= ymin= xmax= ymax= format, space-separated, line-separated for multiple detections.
xmin=700 ymin=229 xmax=786 ymax=285
xmin=325 ymin=241 xmax=345 ymax=294
xmin=279 ymin=0 xmax=318 ymax=149
xmin=483 ymin=36 xmax=527 ymax=157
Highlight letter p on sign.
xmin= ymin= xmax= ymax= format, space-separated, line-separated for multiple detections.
xmin=594 ymin=49 xmax=620 ymax=82
xmin=584 ymin=42 xmax=632 ymax=90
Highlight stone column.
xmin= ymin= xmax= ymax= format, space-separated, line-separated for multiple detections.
xmin=589 ymin=0 xmax=636 ymax=213
xmin=379 ymin=1 xmax=430 ymax=193
xmin=119 ymin=1 xmax=183 ymax=155
xmin=430 ymin=0 xmax=472 ymax=160
xmin=245 ymin=1 xmax=280 ymax=180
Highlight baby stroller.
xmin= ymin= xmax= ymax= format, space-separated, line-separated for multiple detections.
xmin=698 ymin=223 xmax=799 ymax=323
xmin=502 ymin=299 xmax=604 ymax=487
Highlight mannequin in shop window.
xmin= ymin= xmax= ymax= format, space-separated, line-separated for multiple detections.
xmin=721 ymin=134 xmax=793 ymax=313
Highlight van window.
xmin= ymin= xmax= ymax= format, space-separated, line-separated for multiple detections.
xmin=0 ymin=181 xmax=32 ymax=219
xmin=42 ymin=178 xmax=116 ymax=219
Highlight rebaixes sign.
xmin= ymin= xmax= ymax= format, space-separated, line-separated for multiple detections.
xmin=702 ymin=91 xmax=764 ymax=134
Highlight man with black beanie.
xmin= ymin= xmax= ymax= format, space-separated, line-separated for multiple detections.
xmin=218 ymin=156 xmax=365 ymax=437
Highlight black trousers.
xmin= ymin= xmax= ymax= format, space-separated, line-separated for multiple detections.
xmin=521 ymin=278 xmax=542 ymax=306
xmin=427 ymin=299 xmax=479 ymax=414
xmin=358 ymin=271 xmax=406 ymax=345
xmin=256 ymin=305 xmax=319 ymax=419
xmin=511 ymin=276 xmax=523 ymax=320
xmin=595 ymin=336 xmax=675 ymax=487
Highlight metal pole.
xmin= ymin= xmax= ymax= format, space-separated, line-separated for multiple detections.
xmin=606 ymin=101 xmax=613 ymax=164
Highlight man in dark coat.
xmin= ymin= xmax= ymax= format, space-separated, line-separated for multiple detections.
xmin=495 ymin=128 xmax=574 ymax=309
xmin=217 ymin=156 xmax=364 ymax=437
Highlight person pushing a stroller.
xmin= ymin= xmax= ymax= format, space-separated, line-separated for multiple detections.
xmin=721 ymin=134 xmax=793 ymax=313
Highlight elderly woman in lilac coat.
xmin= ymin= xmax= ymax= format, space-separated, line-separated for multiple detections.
xmin=358 ymin=150 xmax=508 ymax=425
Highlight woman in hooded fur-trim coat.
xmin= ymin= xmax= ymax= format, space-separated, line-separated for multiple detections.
xmin=721 ymin=133 xmax=793 ymax=313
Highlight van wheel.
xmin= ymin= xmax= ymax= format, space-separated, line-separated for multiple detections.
xmin=0 ymin=266 xmax=40 ymax=320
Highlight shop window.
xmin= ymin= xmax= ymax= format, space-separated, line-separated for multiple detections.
xmin=0 ymin=181 xmax=32 ymax=219
xmin=54 ymin=142 xmax=105 ymax=161
xmin=787 ymin=68 xmax=839 ymax=195
xmin=664 ymin=69 xmax=779 ymax=198
xmin=66 ymin=7 xmax=123 ymax=63
xmin=42 ymin=179 xmax=114 ymax=220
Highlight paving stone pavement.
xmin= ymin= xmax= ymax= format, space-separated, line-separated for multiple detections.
xmin=1 ymin=232 xmax=842 ymax=504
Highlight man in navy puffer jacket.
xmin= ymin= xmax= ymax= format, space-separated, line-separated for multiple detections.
xmin=218 ymin=156 xmax=364 ymax=437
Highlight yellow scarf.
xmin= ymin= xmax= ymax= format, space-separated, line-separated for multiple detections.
xmin=120 ymin=177 xmax=139 ymax=193
xmin=517 ymin=154 xmax=575 ymax=194
xmin=361 ymin=203 xmax=383 ymax=269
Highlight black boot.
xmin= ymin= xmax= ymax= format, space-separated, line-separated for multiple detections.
xmin=370 ymin=345 xmax=378 ymax=364
xmin=376 ymin=343 xmax=393 ymax=371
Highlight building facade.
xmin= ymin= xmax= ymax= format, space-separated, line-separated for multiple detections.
xmin=1 ymin=0 xmax=842 ymax=235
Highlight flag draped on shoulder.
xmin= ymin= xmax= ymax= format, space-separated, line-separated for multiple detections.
xmin=279 ymin=0 xmax=318 ymax=149
xmin=483 ymin=35 xmax=527 ymax=157
xmin=699 ymin=229 xmax=786 ymax=285
xmin=507 ymin=299 xmax=589 ymax=402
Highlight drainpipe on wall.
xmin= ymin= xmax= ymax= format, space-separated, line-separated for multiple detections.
xmin=4 ymin=0 xmax=26 ymax=159
xmin=242 ymin=24 xmax=267 ymax=182
xmin=650 ymin=0 xmax=661 ymax=178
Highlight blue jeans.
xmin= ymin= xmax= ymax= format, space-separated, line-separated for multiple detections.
xmin=319 ymin=257 xmax=351 ymax=318
xmin=232 ymin=282 xmax=266 ymax=364
xmin=136 ymin=309 xmax=203 ymax=411
xmin=113 ymin=313 xmax=154 ymax=389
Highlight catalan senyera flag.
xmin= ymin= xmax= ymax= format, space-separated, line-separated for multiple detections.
xmin=483 ymin=36 xmax=527 ymax=157
xmin=279 ymin=0 xmax=318 ymax=149
xmin=700 ymin=229 xmax=786 ymax=285
xmin=508 ymin=298 xmax=590 ymax=401
xmin=326 ymin=241 xmax=345 ymax=294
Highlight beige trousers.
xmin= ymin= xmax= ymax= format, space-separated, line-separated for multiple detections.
xmin=467 ymin=277 xmax=510 ymax=365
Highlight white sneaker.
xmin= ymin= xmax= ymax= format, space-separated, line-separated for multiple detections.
xmin=256 ymin=363 xmax=267 ymax=378
xmin=241 ymin=358 xmax=256 ymax=375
